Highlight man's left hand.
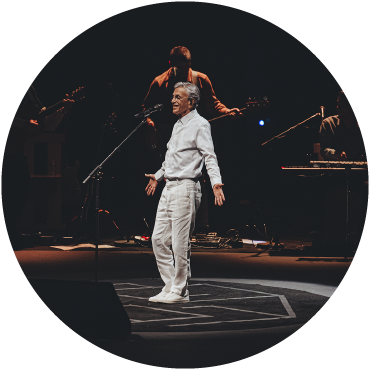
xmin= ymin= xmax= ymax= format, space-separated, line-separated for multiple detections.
xmin=145 ymin=174 xmax=158 ymax=196
xmin=213 ymin=183 xmax=225 ymax=206
xmin=226 ymin=108 xmax=243 ymax=119
xmin=61 ymin=98 xmax=75 ymax=114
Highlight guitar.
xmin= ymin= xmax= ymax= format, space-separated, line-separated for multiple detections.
xmin=208 ymin=97 xmax=270 ymax=122
xmin=15 ymin=86 xmax=85 ymax=122
xmin=6 ymin=86 xmax=86 ymax=154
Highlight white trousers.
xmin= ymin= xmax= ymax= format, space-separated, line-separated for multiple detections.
xmin=151 ymin=179 xmax=202 ymax=296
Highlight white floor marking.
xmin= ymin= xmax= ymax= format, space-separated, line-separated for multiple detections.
xmin=117 ymin=294 xmax=149 ymax=300
xmin=115 ymin=286 xmax=159 ymax=291
xmin=114 ymin=280 xmax=300 ymax=327
xmin=131 ymin=316 xmax=212 ymax=323
xmin=168 ymin=317 xmax=286 ymax=327
xmin=200 ymin=283 xmax=279 ymax=296
xmin=191 ymin=278 xmax=335 ymax=297
xmin=278 ymin=295 xmax=297 ymax=318
xmin=183 ymin=305 xmax=287 ymax=317
xmin=124 ymin=304 xmax=212 ymax=323
xmin=189 ymin=295 xmax=276 ymax=303
xmin=113 ymin=282 xmax=153 ymax=287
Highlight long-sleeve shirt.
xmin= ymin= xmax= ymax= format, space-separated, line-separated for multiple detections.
xmin=154 ymin=109 xmax=222 ymax=189
xmin=319 ymin=115 xmax=366 ymax=161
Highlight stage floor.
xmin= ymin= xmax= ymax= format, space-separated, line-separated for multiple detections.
xmin=12 ymin=243 xmax=355 ymax=367
xmin=113 ymin=278 xmax=330 ymax=333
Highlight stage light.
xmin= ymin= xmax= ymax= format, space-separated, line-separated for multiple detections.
xmin=259 ymin=120 xmax=265 ymax=126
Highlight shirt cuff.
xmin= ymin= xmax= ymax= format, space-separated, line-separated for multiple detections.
xmin=155 ymin=169 xmax=165 ymax=182
xmin=211 ymin=177 xmax=222 ymax=189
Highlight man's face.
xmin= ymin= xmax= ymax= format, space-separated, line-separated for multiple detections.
xmin=172 ymin=87 xmax=192 ymax=118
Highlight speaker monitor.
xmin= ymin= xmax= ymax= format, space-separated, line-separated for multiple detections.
xmin=28 ymin=279 xmax=131 ymax=341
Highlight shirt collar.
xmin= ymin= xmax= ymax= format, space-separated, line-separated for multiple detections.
xmin=167 ymin=67 xmax=193 ymax=82
xmin=178 ymin=109 xmax=198 ymax=126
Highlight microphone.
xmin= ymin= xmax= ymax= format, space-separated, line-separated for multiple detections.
xmin=135 ymin=104 xmax=164 ymax=119
xmin=320 ymin=106 xmax=325 ymax=119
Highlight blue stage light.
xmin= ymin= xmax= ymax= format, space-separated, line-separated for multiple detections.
xmin=259 ymin=120 xmax=265 ymax=126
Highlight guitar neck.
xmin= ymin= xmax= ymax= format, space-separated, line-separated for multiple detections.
xmin=208 ymin=98 xmax=269 ymax=122
xmin=38 ymin=100 xmax=66 ymax=118
xmin=38 ymin=86 xmax=85 ymax=118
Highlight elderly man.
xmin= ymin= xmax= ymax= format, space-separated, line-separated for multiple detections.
xmin=145 ymin=82 xmax=225 ymax=304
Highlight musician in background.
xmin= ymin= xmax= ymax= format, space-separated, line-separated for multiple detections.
xmin=320 ymin=90 xmax=366 ymax=161
xmin=142 ymin=46 xmax=242 ymax=230
xmin=143 ymin=46 xmax=242 ymax=159
xmin=319 ymin=91 xmax=367 ymax=250
xmin=2 ymin=85 xmax=74 ymax=249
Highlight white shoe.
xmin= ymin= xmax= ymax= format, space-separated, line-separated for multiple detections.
xmin=162 ymin=291 xmax=190 ymax=304
xmin=148 ymin=291 xmax=169 ymax=302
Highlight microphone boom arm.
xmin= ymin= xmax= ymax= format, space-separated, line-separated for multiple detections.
xmin=261 ymin=112 xmax=321 ymax=146
xmin=83 ymin=116 xmax=148 ymax=184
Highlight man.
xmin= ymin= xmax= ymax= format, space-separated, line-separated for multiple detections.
xmin=144 ymin=82 xmax=225 ymax=304
xmin=319 ymin=91 xmax=367 ymax=250
xmin=320 ymin=90 xmax=366 ymax=161
xmin=3 ymin=85 xmax=74 ymax=249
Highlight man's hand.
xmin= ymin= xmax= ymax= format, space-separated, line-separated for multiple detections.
xmin=213 ymin=183 xmax=225 ymax=206
xmin=145 ymin=174 xmax=158 ymax=196
xmin=61 ymin=98 xmax=75 ymax=114
xmin=337 ymin=151 xmax=347 ymax=160
xmin=226 ymin=108 xmax=243 ymax=120
xmin=24 ymin=119 xmax=42 ymax=133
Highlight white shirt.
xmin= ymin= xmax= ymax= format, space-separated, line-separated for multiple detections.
xmin=155 ymin=109 xmax=222 ymax=189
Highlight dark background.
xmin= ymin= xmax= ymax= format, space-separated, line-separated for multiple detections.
xmin=26 ymin=2 xmax=344 ymax=238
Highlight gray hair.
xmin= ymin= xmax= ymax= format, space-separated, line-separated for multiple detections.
xmin=174 ymin=81 xmax=200 ymax=109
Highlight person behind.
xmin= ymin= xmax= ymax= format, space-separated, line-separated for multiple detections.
xmin=142 ymin=45 xmax=243 ymax=162
xmin=144 ymin=82 xmax=225 ymax=304
xmin=319 ymin=91 xmax=367 ymax=250
xmin=2 ymin=85 xmax=74 ymax=249
xmin=320 ymin=90 xmax=366 ymax=161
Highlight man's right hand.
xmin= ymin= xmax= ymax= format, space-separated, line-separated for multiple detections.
xmin=337 ymin=151 xmax=347 ymax=160
xmin=145 ymin=174 xmax=158 ymax=196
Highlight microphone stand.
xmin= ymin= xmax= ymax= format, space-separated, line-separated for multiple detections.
xmin=82 ymin=115 xmax=149 ymax=282
xmin=261 ymin=112 xmax=322 ymax=249
xmin=261 ymin=112 xmax=321 ymax=146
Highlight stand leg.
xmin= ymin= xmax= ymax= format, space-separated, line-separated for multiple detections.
xmin=345 ymin=168 xmax=349 ymax=259
xmin=95 ymin=178 xmax=100 ymax=282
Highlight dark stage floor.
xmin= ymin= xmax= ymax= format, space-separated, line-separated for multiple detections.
xmin=7 ymin=233 xmax=363 ymax=368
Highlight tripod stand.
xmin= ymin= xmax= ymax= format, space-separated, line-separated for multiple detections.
xmin=261 ymin=111 xmax=322 ymax=249
xmin=83 ymin=116 xmax=149 ymax=282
